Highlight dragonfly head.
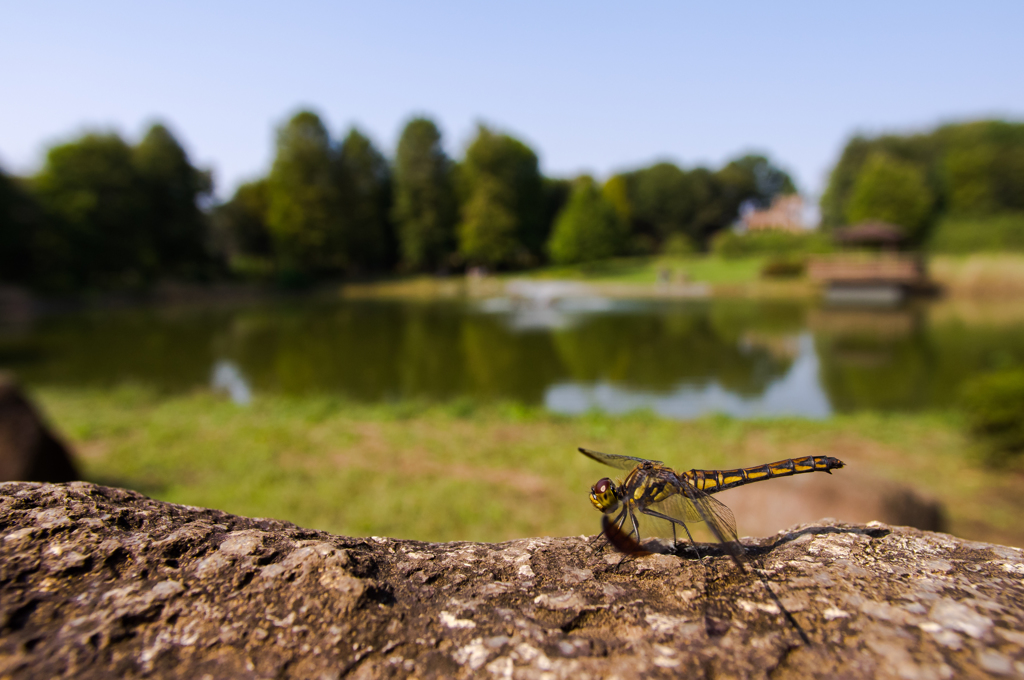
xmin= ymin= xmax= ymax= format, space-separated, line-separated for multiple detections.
xmin=589 ymin=478 xmax=620 ymax=513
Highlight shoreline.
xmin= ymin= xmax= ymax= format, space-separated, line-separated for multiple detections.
xmin=3 ymin=253 xmax=1023 ymax=323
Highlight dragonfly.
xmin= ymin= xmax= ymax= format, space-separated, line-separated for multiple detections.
xmin=580 ymin=447 xmax=845 ymax=566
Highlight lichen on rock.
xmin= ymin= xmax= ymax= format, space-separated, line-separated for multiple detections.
xmin=1 ymin=482 xmax=1022 ymax=678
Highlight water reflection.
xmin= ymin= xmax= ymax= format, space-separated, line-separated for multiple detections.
xmin=545 ymin=334 xmax=831 ymax=419
xmin=210 ymin=360 xmax=252 ymax=405
xmin=2 ymin=298 xmax=1023 ymax=418
xmin=479 ymin=281 xmax=619 ymax=331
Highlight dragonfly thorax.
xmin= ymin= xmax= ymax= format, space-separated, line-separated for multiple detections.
xmin=589 ymin=477 xmax=621 ymax=513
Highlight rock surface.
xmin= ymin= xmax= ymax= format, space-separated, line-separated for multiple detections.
xmin=1 ymin=482 xmax=1022 ymax=679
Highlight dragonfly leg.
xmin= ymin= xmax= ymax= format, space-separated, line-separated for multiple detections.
xmin=639 ymin=507 xmax=703 ymax=561
xmin=628 ymin=508 xmax=642 ymax=546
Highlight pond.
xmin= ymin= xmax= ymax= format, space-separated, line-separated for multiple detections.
xmin=2 ymin=294 xmax=1023 ymax=418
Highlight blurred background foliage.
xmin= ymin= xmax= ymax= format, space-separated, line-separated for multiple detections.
xmin=0 ymin=110 xmax=801 ymax=290
xmin=5 ymin=114 xmax=1023 ymax=293
xmin=960 ymin=368 xmax=1024 ymax=465
xmin=820 ymin=120 xmax=1024 ymax=247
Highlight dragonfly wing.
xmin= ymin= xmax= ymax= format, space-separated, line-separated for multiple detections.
xmin=578 ymin=447 xmax=663 ymax=470
xmin=679 ymin=482 xmax=745 ymax=567
xmin=645 ymin=492 xmax=707 ymax=526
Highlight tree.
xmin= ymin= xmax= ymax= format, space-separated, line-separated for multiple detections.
xmin=392 ymin=117 xmax=457 ymax=271
xmin=337 ymin=128 xmax=393 ymax=271
xmin=547 ymin=176 xmax=627 ymax=265
xmin=846 ymin=153 xmax=934 ymax=239
xmin=458 ymin=125 xmax=543 ymax=267
xmin=623 ymin=162 xmax=691 ymax=244
xmin=266 ymin=110 xmax=344 ymax=274
xmin=718 ymin=154 xmax=796 ymax=209
xmin=133 ymin=123 xmax=213 ymax=277
xmin=458 ymin=177 xmax=520 ymax=267
xmin=0 ymin=168 xmax=43 ymax=284
xmin=602 ymin=174 xmax=631 ymax=225
xmin=542 ymin=177 xmax=573 ymax=243
xmin=212 ymin=179 xmax=272 ymax=262
xmin=32 ymin=132 xmax=152 ymax=289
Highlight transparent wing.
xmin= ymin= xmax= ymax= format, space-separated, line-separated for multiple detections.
xmin=579 ymin=447 xmax=662 ymax=471
xmin=647 ymin=492 xmax=707 ymax=527
xmin=626 ymin=475 xmax=744 ymax=567
xmin=677 ymin=481 xmax=745 ymax=567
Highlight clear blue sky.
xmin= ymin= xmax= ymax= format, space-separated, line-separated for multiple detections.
xmin=2 ymin=1 xmax=1021 ymax=201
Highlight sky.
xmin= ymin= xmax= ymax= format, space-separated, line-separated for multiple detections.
xmin=2 ymin=2 xmax=1022 ymax=202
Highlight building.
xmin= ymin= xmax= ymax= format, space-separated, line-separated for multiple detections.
xmin=743 ymin=194 xmax=804 ymax=233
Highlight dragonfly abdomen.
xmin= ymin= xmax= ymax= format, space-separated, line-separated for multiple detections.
xmin=685 ymin=455 xmax=844 ymax=494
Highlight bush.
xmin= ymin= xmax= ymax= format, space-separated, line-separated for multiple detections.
xmin=760 ymin=257 xmax=806 ymax=279
xmin=960 ymin=369 xmax=1024 ymax=465
xmin=711 ymin=229 xmax=830 ymax=259
xmin=928 ymin=212 xmax=1024 ymax=254
xmin=662 ymin=233 xmax=696 ymax=256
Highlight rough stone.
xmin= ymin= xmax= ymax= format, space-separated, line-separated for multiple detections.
xmin=1 ymin=481 xmax=1022 ymax=679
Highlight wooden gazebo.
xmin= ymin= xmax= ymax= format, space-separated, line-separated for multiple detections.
xmin=807 ymin=222 xmax=932 ymax=304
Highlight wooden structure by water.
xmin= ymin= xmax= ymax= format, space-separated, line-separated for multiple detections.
xmin=808 ymin=222 xmax=934 ymax=305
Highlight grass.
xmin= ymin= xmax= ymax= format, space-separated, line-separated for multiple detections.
xmin=336 ymin=252 xmax=1024 ymax=303
xmin=339 ymin=255 xmax=811 ymax=301
xmin=930 ymin=254 xmax=1024 ymax=299
xmin=524 ymin=255 xmax=767 ymax=286
xmin=31 ymin=387 xmax=1024 ymax=548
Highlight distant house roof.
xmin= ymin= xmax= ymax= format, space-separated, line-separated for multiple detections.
xmin=833 ymin=222 xmax=906 ymax=246
xmin=743 ymin=194 xmax=804 ymax=232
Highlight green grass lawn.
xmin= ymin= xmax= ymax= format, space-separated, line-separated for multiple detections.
xmin=523 ymin=255 xmax=768 ymax=286
xmin=339 ymin=253 xmax=1024 ymax=302
xmin=340 ymin=255 xmax=776 ymax=300
xmin=31 ymin=387 xmax=1024 ymax=548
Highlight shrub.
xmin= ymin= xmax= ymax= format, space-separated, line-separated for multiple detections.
xmin=711 ymin=229 xmax=830 ymax=259
xmin=760 ymin=257 xmax=806 ymax=278
xmin=662 ymin=233 xmax=696 ymax=256
xmin=928 ymin=212 xmax=1024 ymax=253
xmin=960 ymin=368 xmax=1024 ymax=465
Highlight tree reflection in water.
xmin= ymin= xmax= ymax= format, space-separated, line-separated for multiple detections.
xmin=3 ymin=298 xmax=1023 ymax=417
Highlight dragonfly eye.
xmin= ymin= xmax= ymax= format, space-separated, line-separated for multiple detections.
xmin=589 ymin=478 xmax=619 ymax=512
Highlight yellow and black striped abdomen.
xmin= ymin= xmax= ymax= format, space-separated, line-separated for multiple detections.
xmin=684 ymin=455 xmax=844 ymax=494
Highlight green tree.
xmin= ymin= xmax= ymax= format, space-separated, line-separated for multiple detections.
xmin=943 ymin=145 xmax=997 ymax=215
xmin=32 ymin=132 xmax=152 ymax=289
xmin=602 ymin=174 xmax=631 ymax=224
xmin=0 ymin=168 xmax=44 ymax=284
xmin=337 ymin=128 xmax=393 ymax=271
xmin=541 ymin=177 xmax=573 ymax=244
xmin=846 ymin=153 xmax=934 ymax=239
xmin=818 ymin=121 xmax=1024 ymax=232
xmin=133 ymin=123 xmax=213 ymax=277
xmin=623 ymin=163 xmax=692 ymax=245
xmin=458 ymin=177 xmax=520 ymax=267
xmin=266 ymin=110 xmax=344 ymax=274
xmin=547 ymin=176 xmax=627 ymax=264
xmin=718 ymin=154 xmax=796 ymax=208
xmin=458 ymin=125 xmax=543 ymax=267
xmin=392 ymin=117 xmax=457 ymax=271
xmin=212 ymin=179 xmax=272 ymax=261
xmin=820 ymin=132 xmax=939 ymax=230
